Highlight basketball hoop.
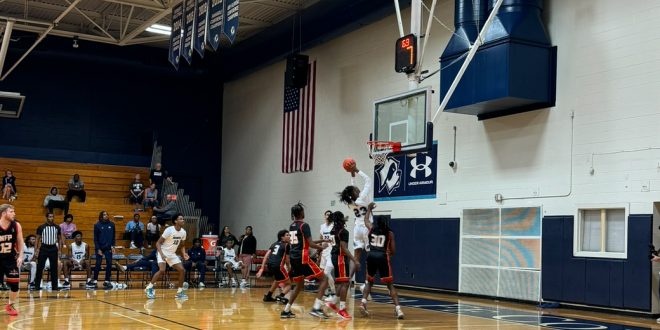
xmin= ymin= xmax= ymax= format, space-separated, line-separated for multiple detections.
xmin=367 ymin=141 xmax=401 ymax=166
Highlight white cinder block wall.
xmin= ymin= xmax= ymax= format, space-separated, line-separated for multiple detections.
xmin=221 ymin=0 xmax=660 ymax=253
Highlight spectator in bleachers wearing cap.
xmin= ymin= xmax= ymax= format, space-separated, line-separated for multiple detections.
xmin=66 ymin=174 xmax=86 ymax=203
xmin=44 ymin=187 xmax=69 ymax=215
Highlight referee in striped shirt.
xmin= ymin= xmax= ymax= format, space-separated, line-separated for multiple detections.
xmin=34 ymin=213 xmax=65 ymax=291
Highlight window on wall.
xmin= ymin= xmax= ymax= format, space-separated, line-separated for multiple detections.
xmin=575 ymin=208 xmax=627 ymax=258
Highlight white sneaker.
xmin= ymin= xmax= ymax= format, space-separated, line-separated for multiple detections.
xmin=324 ymin=294 xmax=337 ymax=304
xmin=130 ymin=242 xmax=138 ymax=249
xmin=231 ymin=280 xmax=238 ymax=288
xmin=198 ymin=282 xmax=205 ymax=288
xmin=395 ymin=307 xmax=404 ymax=319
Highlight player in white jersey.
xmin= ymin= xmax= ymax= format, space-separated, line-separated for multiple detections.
xmin=145 ymin=214 xmax=189 ymax=299
xmin=217 ymin=239 xmax=243 ymax=287
xmin=338 ymin=162 xmax=373 ymax=272
xmin=22 ymin=235 xmax=37 ymax=288
xmin=318 ymin=210 xmax=336 ymax=299
xmin=62 ymin=231 xmax=91 ymax=289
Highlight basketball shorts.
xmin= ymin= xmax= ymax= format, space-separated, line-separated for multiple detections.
xmin=157 ymin=252 xmax=181 ymax=266
xmin=366 ymin=252 xmax=393 ymax=283
xmin=288 ymin=258 xmax=323 ymax=283
xmin=331 ymin=254 xmax=350 ymax=283
xmin=353 ymin=225 xmax=369 ymax=250
xmin=0 ymin=257 xmax=20 ymax=284
xmin=223 ymin=260 xmax=242 ymax=270
xmin=267 ymin=262 xmax=289 ymax=284
xmin=70 ymin=259 xmax=89 ymax=270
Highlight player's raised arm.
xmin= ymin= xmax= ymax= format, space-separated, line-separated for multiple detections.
xmin=364 ymin=202 xmax=376 ymax=230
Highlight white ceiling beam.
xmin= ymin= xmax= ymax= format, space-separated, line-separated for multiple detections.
xmin=123 ymin=34 xmax=168 ymax=45
xmin=1 ymin=0 xmax=82 ymax=80
xmin=118 ymin=2 xmax=173 ymax=45
xmin=102 ymin=0 xmax=165 ymax=10
xmin=121 ymin=5 xmax=134 ymax=39
xmin=64 ymin=0 xmax=117 ymax=41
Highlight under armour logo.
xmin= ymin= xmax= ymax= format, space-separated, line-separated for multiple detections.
xmin=410 ymin=156 xmax=432 ymax=179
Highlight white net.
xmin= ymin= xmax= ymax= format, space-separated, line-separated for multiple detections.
xmin=368 ymin=141 xmax=398 ymax=166
xmin=371 ymin=152 xmax=390 ymax=166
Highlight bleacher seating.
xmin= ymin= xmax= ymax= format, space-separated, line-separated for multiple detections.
xmin=0 ymin=157 xmax=159 ymax=287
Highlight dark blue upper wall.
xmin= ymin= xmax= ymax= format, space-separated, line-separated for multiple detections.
xmin=0 ymin=36 xmax=222 ymax=226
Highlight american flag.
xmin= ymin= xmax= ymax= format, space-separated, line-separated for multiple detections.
xmin=282 ymin=60 xmax=316 ymax=173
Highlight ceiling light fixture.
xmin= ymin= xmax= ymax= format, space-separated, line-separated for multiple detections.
xmin=146 ymin=24 xmax=172 ymax=36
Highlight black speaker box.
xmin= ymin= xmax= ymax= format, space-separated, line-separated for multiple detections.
xmin=285 ymin=54 xmax=309 ymax=88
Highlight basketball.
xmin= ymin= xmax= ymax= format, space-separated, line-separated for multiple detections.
xmin=342 ymin=158 xmax=356 ymax=172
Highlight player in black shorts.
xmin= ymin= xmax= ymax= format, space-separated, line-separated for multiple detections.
xmin=324 ymin=211 xmax=360 ymax=320
xmin=283 ymin=202 xmax=329 ymax=319
xmin=0 ymin=204 xmax=24 ymax=316
xmin=257 ymin=229 xmax=292 ymax=304
xmin=359 ymin=202 xmax=404 ymax=319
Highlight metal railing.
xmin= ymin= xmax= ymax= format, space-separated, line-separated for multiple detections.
xmin=152 ymin=141 xmax=211 ymax=243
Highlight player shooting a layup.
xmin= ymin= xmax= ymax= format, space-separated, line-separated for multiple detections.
xmin=0 ymin=204 xmax=24 ymax=316
xmin=145 ymin=213 xmax=189 ymax=299
xmin=339 ymin=159 xmax=372 ymax=276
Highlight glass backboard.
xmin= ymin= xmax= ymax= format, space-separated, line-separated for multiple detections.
xmin=373 ymin=86 xmax=432 ymax=154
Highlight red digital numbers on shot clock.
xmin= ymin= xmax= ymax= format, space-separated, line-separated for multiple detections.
xmin=395 ymin=34 xmax=417 ymax=73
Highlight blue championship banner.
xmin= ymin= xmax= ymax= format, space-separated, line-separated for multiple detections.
xmin=194 ymin=0 xmax=208 ymax=57
xmin=223 ymin=0 xmax=239 ymax=44
xmin=168 ymin=3 xmax=184 ymax=69
xmin=374 ymin=141 xmax=437 ymax=201
xmin=207 ymin=0 xmax=223 ymax=50
xmin=181 ymin=0 xmax=196 ymax=64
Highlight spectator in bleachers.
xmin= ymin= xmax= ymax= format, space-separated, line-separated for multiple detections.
xmin=220 ymin=226 xmax=238 ymax=248
xmin=2 ymin=170 xmax=16 ymax=202
xmin=66 ymin=174 xmax=86 ymax=203
xmin=237 ymin=226 xmax=257 ymax=288
xmin=125 ymin=213 xmax=145 ymax=249
xmin=184 ymin=238 xmax=207 ymax=288
xmin=143 ymin=183 xmax=158 ymax=209
xmin=62 ymin=231 xmax=91 ymax=290
xmin=146 ymin=215 xmax=160 ymax=248
xmin=22 ymin=235 xmax=37 ymax=290
xmin=115 ymin=249 xmax=159 ymax=276
xmin=92 ymin=211 xmax=115 ymax=290
xmin=59 ymin=214 xmax=77 ymax=239
xmin=129 ymin=174 xmax=145 ymax=212
xmin=149 ymin=163 xmax=172 ymax=200
xmin=153 ymin=195 xmax=177 ymax=226
xmin=44 ymin=187 xmax=69 ymax=215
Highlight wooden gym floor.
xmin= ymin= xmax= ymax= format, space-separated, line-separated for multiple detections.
xmin=1 ymin=286 xmax=658 ymax=329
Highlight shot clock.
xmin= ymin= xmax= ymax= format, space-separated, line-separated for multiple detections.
xmin=395 ymin=34 xmax=417 ymax=73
